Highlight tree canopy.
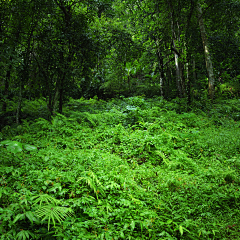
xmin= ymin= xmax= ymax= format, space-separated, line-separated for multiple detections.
xmin=1 ymin=0 xmax=240 ymax=119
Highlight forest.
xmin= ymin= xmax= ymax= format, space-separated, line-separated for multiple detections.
xmin=0 ymin=0 xmax=240 ymax=239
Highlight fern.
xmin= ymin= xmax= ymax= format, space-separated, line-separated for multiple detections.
xmin=32 ymin=194 xmax=74 ymax=230
xmin=35 ymin=205 xmax=73 ymax=230
xmin=78 ymin=171 xmax=105 ymax=198
xmin=83 ymin=112 xmax=98 ymax=127
xmin=32 ymin=194 xmax=60 ymax=206
xmin=16 ymin=230 xmax=35 ymax=240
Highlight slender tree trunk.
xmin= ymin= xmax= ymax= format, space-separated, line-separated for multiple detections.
xmin=192 ymin=57 xmax=197 ymax=83
xmin=53 ymin=82 xmax=60 ymax=114
xmin=186 ymin=57 xmax=191 ymax=108
xmin=16 ymin=22 xmax=34 ymax=124
xmin=16 ymin=81 xmax=22 ymax=125
xmin=34 ymin=52 xmax=52 ymax=116
xmin=156 ymin=44 xmax=165 ymax=97
xmin=58 ymin=73 xmax=66 ymax=114
xmin=59 ymin=85 xmax=63 ymax=114
xmin=168 ymin=0 xmax=183 ymax=98
xmin=155 ymin=2 xmax=165 ymax=97
xmin=166 ymin=55 xmax=173 ymax=97
xmin=2 ymin=57 xmax=12 ymax=112
xmin=58 ymin=49 xmax=69 ymax=114
xmin=197 ymin=2 xmax=215 ymax=99
xmin=173 ymin=40 xmax=183 ymax=98
xmin=16 ymin=55 xmax=29 ymax=125
xmin=159 ymin=75 xmax=164 ymax=97
xmin=2 ymin=71 xmax=10 ymax=112
xmin=179 ymin=60 xmax=186 ymax=96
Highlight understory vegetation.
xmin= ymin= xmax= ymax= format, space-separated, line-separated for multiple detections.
xmin=1 ymin=96 xmax=240 ymax=239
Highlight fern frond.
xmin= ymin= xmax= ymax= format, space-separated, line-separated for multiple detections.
xmin=31 ymin=194 xmax=60 ymax=206
xmin=35 ymin=204 xmax=74 ymax=230
xmin=78 ymin=171 xmax=104 ymax=197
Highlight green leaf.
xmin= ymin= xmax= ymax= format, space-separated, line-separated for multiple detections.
xmin=23 ymin=143 xmax=37 ymax=151
xmin=0 ymin=140 xmax=13 ymax=146
xmin=36 ymin=205 xmax=74 ymax=230
xmin=0 ymin=141 xmax=37 ymax=153
xmin=32 ymin=194 xmax=60 ymax=206
xmin=1 ymin=140 xmax=23 ymax=153
xmin=13 ymin=213 xmax=25 ymax=223
xmin=26 ymin=211 xmax=36 ymax=224
xmin=16 ymin=230 xmax=30 ymax=240
xmin=166 ymin=219 xmax=172 ymax=224
xmin=130 ymin=220 xmax=135 ymax=231
xmin=179 ymin=225 xmax=183 ymax=236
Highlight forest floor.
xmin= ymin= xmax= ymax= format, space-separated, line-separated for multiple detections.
xmin=1 ymin=96 xmax=240 ymax=239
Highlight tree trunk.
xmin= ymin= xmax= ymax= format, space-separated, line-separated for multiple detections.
xmin=2 ymin=71 xmax=10 ymax=113
xmin=173 ymin=40 xmax=183 ymax=98
xmin=53 ymin=83 xmax=60 ymax=115
xmin=168 ymin=0 xmax=183 ymax=98
xmin=186 ymin=58 xmax=191 ymax=108
xmin=159 ymin=75 xmax=164 ymax=97
xmin=2 ymin=57 xmax=12 ymax=113
xmin=16 ymin=81 xmax=22 ymax=125
xmin=166 ymin=55 xmax=173 ymax=97
xmin=192 ymin=57 xmax=197 ymax=83
xmin=48 ymin=95 xmax=53 ymax=117
xmin=59 ymin=75 xmax=65 ymax=114
xmin=179 ymin=60 xmax=186 ymax=96
xmin=197 ymin=2 xmax=215 ymax=99
xmin=59 ymin=87 xmax=63 ymax=114
xmin=156 ymin=44 xmax=165 ymax=97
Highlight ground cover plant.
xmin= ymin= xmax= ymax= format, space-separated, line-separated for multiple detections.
xmin=1 ymin=96 xmax=240 ymax=239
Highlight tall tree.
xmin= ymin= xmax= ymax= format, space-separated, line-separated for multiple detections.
xmin=197 ymin=1 xmax=215 ymax=99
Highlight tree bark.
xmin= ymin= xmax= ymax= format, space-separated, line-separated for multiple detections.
xmin=53 ymin=82 xmax=60 ymax=114
xmin=197 ymin=2 xmax=215 ymax=99
xmin=173 ymin=39 xmax=183 ymax=98
xmin=166 ymin=55 xmax=173 ymax=97
xmin=192 ymin=57 xmax=197 ymax=83
xmin=2 ymin=57 xmax=12 ymax=113
xmin=186 ymin=57 xmax=191 ymax=108
xmin=156 ymin=41 xmax=165 ymax=97
xmin=179 ymin=60 xmax=186 ymax=96
xmin=16 ymin=81 xmax=22 ymax=125
xmin=59 ymin=84 xmax=63 ymax=114
xmin=168 ymin=0 xmax=183 ymax=98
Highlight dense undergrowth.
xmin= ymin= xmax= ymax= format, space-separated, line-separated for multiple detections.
xmin=1 ymin=96 xmax=240 ymax=239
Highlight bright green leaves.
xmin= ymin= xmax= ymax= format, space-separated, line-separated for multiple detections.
xmin=35 ymin=205 xmax=73 ymax=231
xmin=32 ymin=194 xmax=74 ymax=231
xmin=1 ymin=140 xmax=23 ymax=154
xmin=1 ymin=97 xmax=240 ymax=239
xmin=125 ymin=62 xmax=137 ymax=77
xmin=0 ymin=140 xmax=37 ymax=154
xmin=23 ymin=144 xmax=37 ymax=151
xmin=78 ymin=170 xmax=106 ymax=198
xmin=16 ymin=230 xmax=35 ymax=240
